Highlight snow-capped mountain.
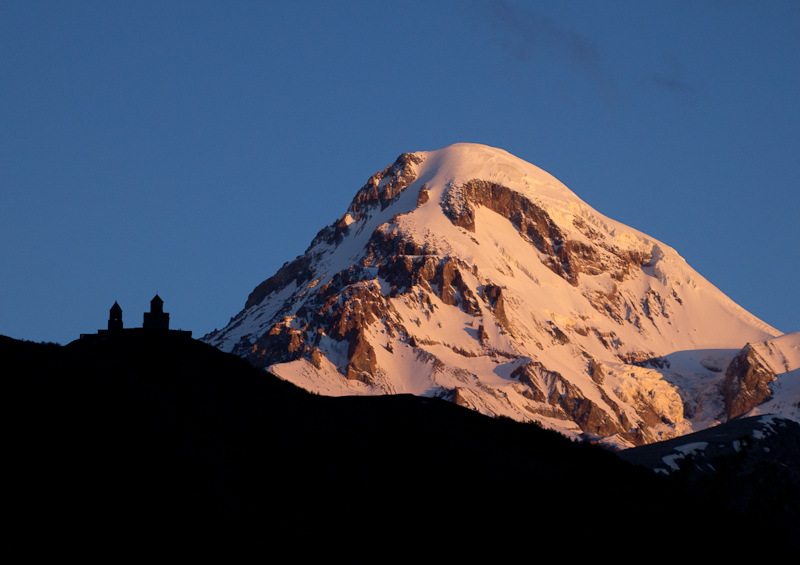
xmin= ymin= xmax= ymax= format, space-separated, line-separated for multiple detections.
xmin=203 ymin=143 xmax=795 ymax=448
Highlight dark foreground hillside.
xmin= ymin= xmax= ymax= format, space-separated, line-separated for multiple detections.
xmin=6 ymin=333 xmax=797 ymax=556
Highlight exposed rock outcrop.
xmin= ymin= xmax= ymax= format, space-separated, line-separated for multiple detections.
xmin=508 ymin=359 xmax=648 ymax=444
xmin=441 ymin=179 xmax=651 ymax=287
xmin=246 ymin=255 xmax=314 ymax=309
xmin=723 ymin=344 xmax=777 ymax=419
xmin=346 ymin=330 xmax=378 ymax=384
xmin=417 ymin=184 xmax=429 ymax=207
xmin=348 ymin=152 xmax=423 ymax=217
xmin=480 ymin=284 xmax=511 ymax=333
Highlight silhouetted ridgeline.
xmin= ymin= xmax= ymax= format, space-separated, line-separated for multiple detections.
xmin=6 ymin=332 xmax=797 ymax=556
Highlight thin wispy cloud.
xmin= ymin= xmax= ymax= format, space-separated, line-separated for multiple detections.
xmin=651 ymin=75 xmax=696 ymax=96
xmin=649 ymin=55 xmax=698 ymax=97
xmin=468 ymin=0 xmax=709 ymax=105
xmin=472 ymin=0 xmax=612 ymax=96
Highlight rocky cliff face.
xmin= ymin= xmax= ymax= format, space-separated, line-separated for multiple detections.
xmin=203 ymin=143 xmax=789 ymax=448
xmin=723 ymin=333 xmax=800 ymax=421
xmin=723 ymin=345 xmax=777 ymax=419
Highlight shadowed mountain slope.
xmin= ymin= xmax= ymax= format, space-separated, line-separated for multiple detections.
xmin=7 ymin=333 xmax=797 ymax=555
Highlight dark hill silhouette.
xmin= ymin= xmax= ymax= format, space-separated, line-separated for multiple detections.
xmin=5 ymin=333 xmax=796 ymax=556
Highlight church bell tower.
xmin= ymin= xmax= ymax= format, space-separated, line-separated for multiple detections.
xmin=108 ymin=301 xmax=123 ymax=331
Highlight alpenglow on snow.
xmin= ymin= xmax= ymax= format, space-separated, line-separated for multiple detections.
xmin=203 ymin=143 xmax=798 ymax=449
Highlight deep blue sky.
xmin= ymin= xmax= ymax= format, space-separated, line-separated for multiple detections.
xmin=2 ymin=1 xmax=798 ymax=344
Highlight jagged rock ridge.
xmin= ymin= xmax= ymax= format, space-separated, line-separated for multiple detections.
xmin=204 ymin=143 xmax=795 ymax=448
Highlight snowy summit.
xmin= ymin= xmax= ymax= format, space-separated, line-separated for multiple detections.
xmin=203 ymin=143 xmax=798 ymax=449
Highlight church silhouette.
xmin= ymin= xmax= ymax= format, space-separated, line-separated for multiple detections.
xmin=143 ymin=294 xmax=169 ymax=330
xmin=81 ymin=295 xmax=191 ymax=340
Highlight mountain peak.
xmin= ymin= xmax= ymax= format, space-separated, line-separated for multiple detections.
xmin=415 ymin=142 xmax=582 ymax=205
xmin=203 ymin=145 xmax=786 ymax=448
